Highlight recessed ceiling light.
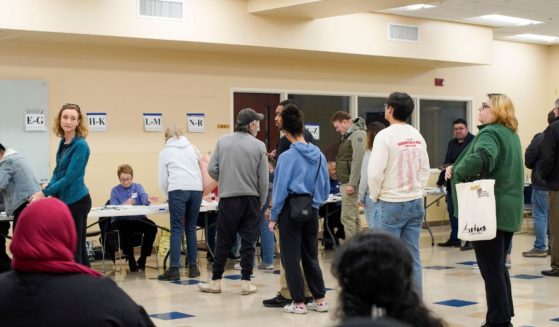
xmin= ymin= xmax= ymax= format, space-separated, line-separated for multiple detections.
xmin=388 ymin=4 xmax=436 ymax=11
xmin=465 ymin=14 xmax=542 ymax=27
xmin=512 ymin=33 xmax=559 ymax=43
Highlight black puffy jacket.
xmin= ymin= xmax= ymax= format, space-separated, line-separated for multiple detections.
xmin=541 ymin=117 xmax=559 ymax=190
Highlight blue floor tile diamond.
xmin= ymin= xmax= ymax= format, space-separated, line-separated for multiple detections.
xmin=223 ymin=274 xmax=255 ymax=280
xmin=512 ymin=274 xmax=544 ymax=280
xmin=434 ymin=299 xmax=477 ymax=307
xmin=150 ymin=312 xmax=195 ymax=320
xmin=551 ymin=317 xmax=559 ymax=322
xmin=171 ymin=279 xmax=201 ymax=285
xmin=456 ymin=261 xmax=477 ymax=266
xmin=424 ymin=265 xmax=455 ymax=270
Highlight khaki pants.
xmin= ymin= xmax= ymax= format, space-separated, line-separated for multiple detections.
xmin=276 ymin=227 xmax=312 ymax=299
xmin=549 ymin=191 xmax=559 ymax=270
xmin=340 ymin=183 xmax=361 ymax=239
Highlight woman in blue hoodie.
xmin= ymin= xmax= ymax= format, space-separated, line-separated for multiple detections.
xmin=30 ymin=103 xmax=92 ymax=266
xmin=268 ymin=104 xmax=330 ymax=314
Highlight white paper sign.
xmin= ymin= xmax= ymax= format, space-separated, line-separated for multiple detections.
xmin=144 ymin=113 xmax=162 ymax=132
xmin=187 ymin=113 xmax=205 ymax=133
xmin=305 ymin=123 xmax=320 ymax=140
xmin=24 ymin=112 xmax=47 ymax=131
xmin=87 ymin=112 xmax=107 ymax=132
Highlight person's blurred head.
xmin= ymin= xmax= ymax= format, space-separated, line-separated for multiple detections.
xmin=0 ymin=143 xmax=5 ymax=160
xmin=332 ymin=232 xmax=444 ymax=327
xmin=332 ymin=111 xmax=353 ymax=134
xmin=117 ymin=164 xmax=134 ymax=188
xmin=365 ymin=122 xmax=386 ymax=151
xmin=452 ymin=119 xmax=468 ymax=141
xmin=385 ymin=92 xmax=414 ymax=123
xmin=328 ymin=161 xmax=337 ymax=180
xmin=164 ymin=124 xmax=184 ymax=142
xmin=281 ymin=104 xmax=305 ymax=138
xmin=275 ymin=99 xmax=299 ymax=129
xmin=236 ymin=108 xmax=264 ymax=137
xmin=10 ymin=198 xmax=100 ymax=276
xmin=54 ymin=103 xmax=88 ymax=138
xmin=548 ymin=109 xmax=556 ymax=125
xmin=339 ymin=317 xmax=411 ymax=327
xmin=479 ymin=93 xmax=518 ymax=132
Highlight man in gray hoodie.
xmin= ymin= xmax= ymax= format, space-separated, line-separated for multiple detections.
xmin=199 ymin=108 xmax=269 ymax=295
xmin=0 ymin=143 xmax=40 ymax=272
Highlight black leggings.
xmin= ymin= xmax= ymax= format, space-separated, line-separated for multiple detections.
xmin=67 ymin=194 xmax=92 ymax=266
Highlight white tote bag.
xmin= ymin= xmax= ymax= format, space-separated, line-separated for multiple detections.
xmin=456 ymin=179 xmax=497 ymax=241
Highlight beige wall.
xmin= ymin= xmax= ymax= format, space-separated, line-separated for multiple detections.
xmin=0 ymin=40 xmax=555 ymax=224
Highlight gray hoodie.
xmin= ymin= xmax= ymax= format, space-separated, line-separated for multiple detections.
xmin=0 ymin=149 xmax=40 ymax=215
xmin=158 ymin=136 xmax=203 ymax=195
xmin=208 ymin=132 xmax=268 ymax=207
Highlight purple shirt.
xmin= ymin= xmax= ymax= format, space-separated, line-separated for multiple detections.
xmin=110 ymin=183 xmax=150 ymax=221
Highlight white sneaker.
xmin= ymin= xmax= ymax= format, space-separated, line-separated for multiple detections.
xmin=257 ymin=263 xmax=274 ymax=271
xmin=234 ymin=263 xmax=242 ymax=270
xmin=306 ymin=301 xmax=329 ymax=312
xmin=240 ymin=280 xmax=257 ymax=295
xmin=198 ymin=279 xmax=221 ymax=293
xmin=283 ymin=302 xmax=308 ymax=314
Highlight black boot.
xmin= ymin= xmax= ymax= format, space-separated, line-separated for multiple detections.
xmin=128 ymin=258 xmax=138 ymax=272
xmin=188 ymin=265 xmax=200 ymax=278
xmin=137 ymin=256 xmax=146 ymax=271
xmin=158 ymin=267 xmax=180 ymax=281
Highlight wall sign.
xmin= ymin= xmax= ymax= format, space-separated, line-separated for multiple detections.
xmin=305 ymin=123 xmax=320 ymax=140
xmin=187 ymin=113 xmax=205 ymax=133
xmin=87 ymin=112 xmax=107 ymax=132
xmin=24 ymin=111 xmax=47 ymax=131
xmin=144 ymin=113 xmax=162 ymax=132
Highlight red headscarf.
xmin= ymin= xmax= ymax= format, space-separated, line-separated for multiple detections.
xmin=10 ymin=198 xmax=101 ymax=277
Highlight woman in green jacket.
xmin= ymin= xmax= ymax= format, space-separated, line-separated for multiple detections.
xmin=446 ymin=93 xmax=523 ymax=327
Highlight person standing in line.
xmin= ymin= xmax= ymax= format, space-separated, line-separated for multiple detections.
xmin=522 ymin=110 xmax=555 ymax=258
xmin=157 ymin=125 xmax=203 ymax=280
xmin=436 ymin=118 xmax=475 ymax=251
xmin=331 ymin=111 xmax=367 ymax=239
xmin=447 ymin=93 xmax=523 ymax=326
xmin=0 ymin=143 xmax=41 ymax=272
xmin=358 ymin=121 xmax=386 ymax=230
xmin=30 ymin=103 xmax=92 ymax=266
xmin=109 ymin=164 xmax=157 ymax=272
xmin=268 ymin=104 xmax=330 ymax=314
xmin=540 ymin=99 xmax=559 ymax=277
xmin=199 ymin=108 xmax=268 ymax=295
xmin=368 ymin=92 xmax=430 ymax=295
xmin=263 ymin=100 xmax=315 ymax=307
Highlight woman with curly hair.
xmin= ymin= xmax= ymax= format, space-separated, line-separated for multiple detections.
xmin=333 ymin=231 xmax=445 ymax=327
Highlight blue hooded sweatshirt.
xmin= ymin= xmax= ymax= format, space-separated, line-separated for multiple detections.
xmin=270 ymin=142 xmax=329 ymax=222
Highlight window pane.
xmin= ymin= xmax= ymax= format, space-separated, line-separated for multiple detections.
xmin=288 ymin=94 xmax=350 ymax=159
xmin=357 ymin=96 xmax=389 ymax=127
xmin=419 ymin=99 xmax=469 ymax=168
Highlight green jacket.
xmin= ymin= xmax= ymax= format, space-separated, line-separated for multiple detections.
xmin=451 ymin=123 xmax=524 ymax=233
xmin=335 ymin=117 xmax=366 ymax=186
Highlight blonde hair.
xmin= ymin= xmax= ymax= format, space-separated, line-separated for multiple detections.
xmin=117 ymin=164 xmax=134 ymax=178
xmin=53 ymin=103 xmax=88 ymax=138
xmin=164 ymin=124 xmax=183 ymax=141
xmin=487 ymin=93 xmax=518 ymax=132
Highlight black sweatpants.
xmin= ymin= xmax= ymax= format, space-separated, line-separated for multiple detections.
xmin=67 ymin=194 xmax=92 ymax=266
xmin=278 ymin=207 xmax=326 ymax=303
xmin=0 ymin=202 xmax=27 ymax=272
xmin=212 ymin=196 xmax=260 ymax=281
xmin=112 ymin=217 xmax=157 ymax=260
xmin=473 ymin=230 xmax=514 ymax=326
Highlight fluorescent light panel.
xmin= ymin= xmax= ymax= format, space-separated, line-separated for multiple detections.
xmin=512 ymin=33 xmax=559 ymax=43
xmin=466 ymin=14 xmax=542 ymax=27
xmin=389 ymin=4 xmax=435 ymax=11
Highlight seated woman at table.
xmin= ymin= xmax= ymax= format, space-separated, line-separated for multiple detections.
xmin=0 ymin=198 xmax=155 ymax=326
xmin=110 ymin=164 xmax=157 ymax=272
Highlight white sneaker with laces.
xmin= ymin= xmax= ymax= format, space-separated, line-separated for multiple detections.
xmin=198 ymin=279 xmax=222 ymax=293
xmin=240 ymin=280 xmax=257 ymax=295
xmin=234 ymin=263 xmax=242 ymax=270
xmin=306 ymin=301 xmax=329 ymax=312
xmin=283 ymin=302 xmax=308 ymax=314
xmin=257 ymin=263 xmax=274 ymax=271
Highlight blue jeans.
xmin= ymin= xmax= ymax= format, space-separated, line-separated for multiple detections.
xmin=168 ymin=190 xmax=203 ymax=267
xmin=532 ymin=189 xmax=549 ymax=250
xmin=364 ymin=192 xmax=378 ymax=230
xmin=259 ymin=193 xmax=275 ymax=265
xmin=374 ymin=198 xmax=424 ymax=295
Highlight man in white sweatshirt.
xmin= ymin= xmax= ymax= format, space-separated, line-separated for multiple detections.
xmin=367 ymin=92 xmax=430 ymax=295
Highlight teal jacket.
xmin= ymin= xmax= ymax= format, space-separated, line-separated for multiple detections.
xmin=43 ymin=137 xmax=90 ymax=205
xmin=451 ymin=123 xmax=524 ymax=233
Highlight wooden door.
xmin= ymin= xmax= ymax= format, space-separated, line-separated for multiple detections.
xmin=233 ymin=92 xmax=280 ymax=152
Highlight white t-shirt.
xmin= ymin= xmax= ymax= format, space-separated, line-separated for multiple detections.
xmin=367 ymin=123 xmax=430 ymax=202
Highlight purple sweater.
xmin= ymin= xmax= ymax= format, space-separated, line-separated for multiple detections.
xmin=110 ymin=183 xmax=150 ymax=221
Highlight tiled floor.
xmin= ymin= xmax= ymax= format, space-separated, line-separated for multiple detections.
xmin=92 ymin=225 xmax=559 ymax=327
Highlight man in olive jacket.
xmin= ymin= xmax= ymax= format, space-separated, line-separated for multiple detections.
xmin=540 ymin=99 xmax=559 ymax=277
xmin=332 ymin=112 xmax=366 ymax=239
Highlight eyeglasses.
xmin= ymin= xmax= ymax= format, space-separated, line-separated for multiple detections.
xmin=478 ymin=103 xmax=491 ymax=111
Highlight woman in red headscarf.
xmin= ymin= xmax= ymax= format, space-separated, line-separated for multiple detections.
xmin=0 ymin=198 xmax=155 ymax=327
